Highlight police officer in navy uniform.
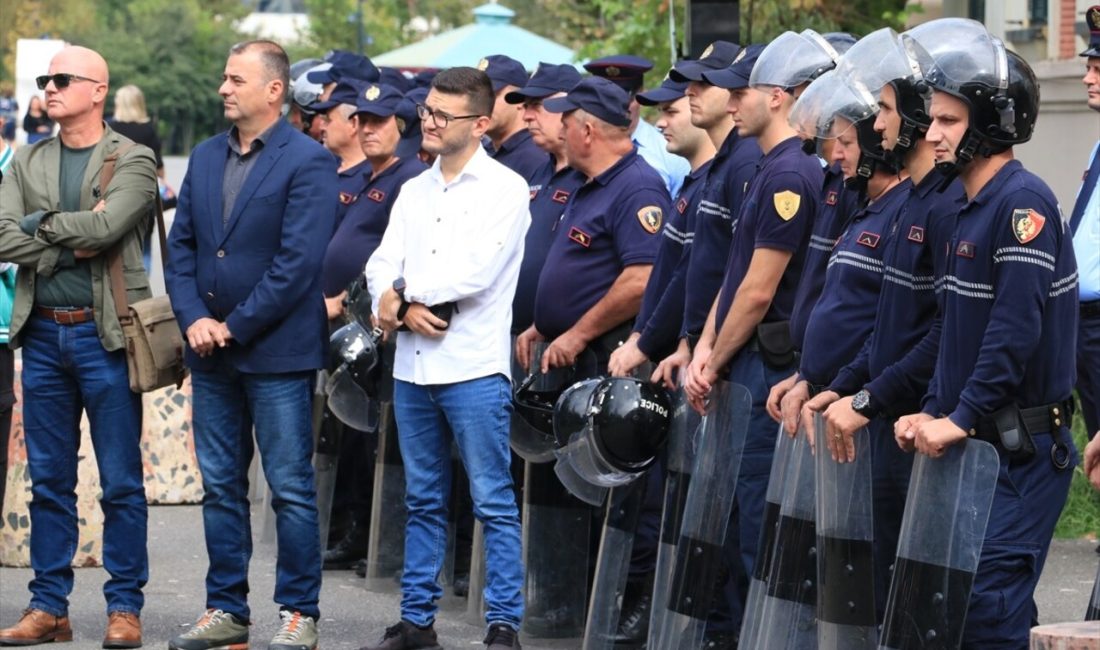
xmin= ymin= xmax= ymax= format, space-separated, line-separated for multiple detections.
xmin=891 ymin=35 xmax=1078 ymax=648
xmin=307 ymin=49 xmax=381 ymax=101
xmin=479 ymin=55 xmax=545 ymax=182
xmin=1072 ymin=6 xmax=1100 ymax=441
xmin=516 ymin=77 xmax=668 ymax=375
xmin=310 ymin=78 xmax=373 ymax=226
xmin=505 ymin=63 xmax=586 ymax=334
xmin=586 ymin=55 xmax=692 ymax=198
xmin=651 ymin=42 xmax=763 ymax=394
xmin=683 ymin=33 xmax=832 ymax=647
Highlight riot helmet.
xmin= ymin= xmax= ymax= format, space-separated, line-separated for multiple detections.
xmin=750 ymin=29 xmax=840 ymax=91
xmin=325 ymin=321 xmax=382 ymax=431
xmin=510 ymin=347 xmax=599 ymax=463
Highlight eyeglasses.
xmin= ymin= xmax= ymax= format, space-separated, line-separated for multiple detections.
xmin=415 ymin=103 xmax=481 ymax=129
xmin=36 ymin=73 xmax=102 ymax=91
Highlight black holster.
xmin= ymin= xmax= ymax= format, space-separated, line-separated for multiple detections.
xmin=755 ymin=321 xmax=796 ymax=370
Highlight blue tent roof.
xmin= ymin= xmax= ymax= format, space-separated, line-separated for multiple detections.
xmin=372 ymin=2 xmax=576 ymax=70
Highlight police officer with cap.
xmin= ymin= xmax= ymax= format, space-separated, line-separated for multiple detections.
xmin=291 ymin=62 xmax=330 ymax=141
xmin=307 ymin=49 xmax=381 ymax=101
xmin=516 ymin=76 xmax=668 ymax=375
xmin=684 ymin=32 xmax=830 ymax=646
xmin=477 ymin=55 xmax=545 ymax=182
xmin=309 ymin=78 xmax=372 ymax=227
xmin=889 ymin=21 xmax=1078 ymax=647
xmin=1071 ymin=6 xmax=1100 ymax=442
xmin=586 ymin=55 xmax=692 ymax=197
xmin=505 ymin=63 xmax=586 ymax=334
xmin=651 ymin=42 xmax=763 ymax=393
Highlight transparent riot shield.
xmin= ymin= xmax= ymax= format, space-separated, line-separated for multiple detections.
xmin=755 ymin=431 xmax=819 ymax=649
xmin=520 ymin=460 xmax=590 ymax=640
xmin=1087 ymin=558 xmax=1100 ymax=621
xmin=648 ymin=381 xmax=753 ymax=649
xmin=878 ymin=438 xmax=999 ymax=650
xmin=582 ymin=481 xmax=648 ymax=650
xmin=816 ymin=417 xmax=877 ymax=650
xmin=647 ymin=390 xmax=703 ymax=643
xmin=364 ymin=400 xmax=407 ymax=593
xmin=465 ymin=521 xmax=487 ymax=624
xmin=312 ymin=369 xmax=342 ymax=552
xmin=740 ymin=426 xmax=798 ymax=648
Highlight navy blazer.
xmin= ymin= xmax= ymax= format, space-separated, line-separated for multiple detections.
xmin=166 ymin=119 xmax=338 ymax=373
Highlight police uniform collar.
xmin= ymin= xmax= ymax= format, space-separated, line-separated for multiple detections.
xmin=687 ymin=158 xmax=713 ymax=182
xmin=913 ymin=166 xmax=950 ymax=198
xmin=339 ymin=157 xmax=372 ymax=179
xmin=360 ymin=153 xmax=417 ymax=184
xmin=965 ymin=158 xmax=1023 ymax=208
xmin=497 ymin=128 xmax=534 ymax=153
xmin=860 ymin=177 xmax=911 ymax=214
xmin=713 ymin=129 xmax=740 ymax=162
xmin=590 ymin=146 xmax=641 ymax=186
xmin=761 ymin=135 xmax=802 ymax=163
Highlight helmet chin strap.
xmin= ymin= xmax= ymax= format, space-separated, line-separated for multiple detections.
xmin=934 ymin=128 xmax=981 ymax=191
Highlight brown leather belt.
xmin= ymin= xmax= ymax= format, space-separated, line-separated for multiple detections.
xmin=35 ymin=306 xmax=94 ymax=325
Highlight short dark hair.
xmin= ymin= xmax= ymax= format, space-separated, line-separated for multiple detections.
xmin=431 ymin=67 xmax=494 ymax=117
xmin=230 ymin=40 xmax=290 ymax=101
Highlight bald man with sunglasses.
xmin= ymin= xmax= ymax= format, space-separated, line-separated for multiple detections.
xmin=0 ymin=46 xmax=158 ymax=648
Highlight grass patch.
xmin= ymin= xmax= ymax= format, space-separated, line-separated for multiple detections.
xmin=1055 ymin=405 xmax=1100 ymax=539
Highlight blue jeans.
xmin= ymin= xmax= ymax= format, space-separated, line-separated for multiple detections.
xmin=20 ymin=317 xmax=146 ymax=616
xmin=393 ymin=374 xmax=524 ymax=629
xmin=190 ymin=366 xmax=321 ymax=621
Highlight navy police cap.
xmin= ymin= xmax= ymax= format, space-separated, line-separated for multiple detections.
xmin=309 ymin=78 xmax=369 ymax=112
xmin=476 ymin=54 xmax=529 ymax=92
xmin=352 ymin=83 xmax=405 ymax=118
xmin=505 ymin=63 xmax=583 ymax=104
xmin=584 ymin=55 xmax=654 ymax=91
xmin=701 ymin=44 xmax=766 ymax=90
xmin=543 ymin=77 xmax=632 ymax=127
xmin=307 ymin=50 xmax=380 ymax=84
xmin=668 ymin=41 xmax=742 ymax=83
xmin=636 ymin=74 xmax=689 ymax=106
xmin=1082 ymin=5 xmax=1100 ymax=57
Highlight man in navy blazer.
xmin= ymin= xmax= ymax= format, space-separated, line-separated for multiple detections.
xmin=165 ymin=40 xmax=337 ymax=650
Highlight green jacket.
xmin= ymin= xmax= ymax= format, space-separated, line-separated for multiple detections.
xmin=0 ymin=124 xmax=157 ymax=351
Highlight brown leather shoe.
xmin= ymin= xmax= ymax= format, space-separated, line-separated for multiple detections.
xmin=102 ymin=612 xmax=141 ymax=649
xmin=0 ymin=608 xmax=72 ymax=646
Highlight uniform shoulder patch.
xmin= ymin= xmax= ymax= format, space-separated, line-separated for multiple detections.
xmin=339 ymin=191 xmax=356 ymax=205
xmin=773 ymin=190 xmax=801 ymax=221
xmin=637 ymin=205 xmax=663 ymax=234
xmin=568 ymin=226 xmax=592 ymax=247
xmin=825 ymin=190 xmax=838 ymax=206
xmin=1011 ymin=208 xmax=1045 ymax=244
xmin=551 ymin=189 xmax=571 ymax=204
xmin=367 ymin=188 xmax=386 ymax=202
xmin=907 ymin=225 xmax=924 ymax=243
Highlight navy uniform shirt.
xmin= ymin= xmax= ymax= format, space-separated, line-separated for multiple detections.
xmin=789 ymin=162 xmax=861 ymax=352
xmin=321 ymin=155 xmax=428 ymax=296
xmin=336 ymin=158 xmax=373 ymax=226
xmin=715 ymin=136 xmax=822 ymax=333
xmin=512 ymin=156 xmax=586 ymax=333
xmin=830 ymin=168 xmax=966 ymax=415
xmin=799 ymin=179 xmax=911 ymax=386
xmin=634 ymin=118 xmax=692 ymax=198
xmin=490 ymin=129 xmax=546 ymax=184
xmin=921 ymin=161 xmax=1078 ymax=433
xmin=634 ymin=159 xmax=714 ymax=360
xmin=682 ymin=130 xmax=762 ymax=340
xmin=534 ymin=148 xmax=669 ymax=339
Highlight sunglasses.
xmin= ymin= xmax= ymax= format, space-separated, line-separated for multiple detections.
xmin=36 ymin=73 xmax=102 ymax=91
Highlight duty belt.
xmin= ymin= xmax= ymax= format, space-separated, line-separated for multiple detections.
xmin=971 ymin=399 xmax=1075 ymax=442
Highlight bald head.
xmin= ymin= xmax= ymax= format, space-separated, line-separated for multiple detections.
xmin=44 ymin=45 xmax=109 ymax=133
xmin=51 ymin=46 xmax=109 ymax=87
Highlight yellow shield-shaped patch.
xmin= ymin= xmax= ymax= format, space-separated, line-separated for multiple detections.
xmin=637 ymin=206 xmax=663 ymax=234
xmin=773 ymin=191 xmax=801 ymax=221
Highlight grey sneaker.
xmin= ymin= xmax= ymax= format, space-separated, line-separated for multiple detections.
xmin=168 ymin=609 xmax=249 ymax=650
xmin=268 ymin=611 xmax=317 ymax=650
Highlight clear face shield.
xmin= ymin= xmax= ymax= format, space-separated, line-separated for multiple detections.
xmin=903 ymin=18 xmax=1008 ymax=95
xmin=325 ymin=321 xmax=382 ymax=432
xmin=788 ymin=69 xmax=877 ymax=163
xmin=750 ymin=30 xmax=839 ymax=89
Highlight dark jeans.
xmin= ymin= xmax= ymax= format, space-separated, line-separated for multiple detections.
xmin=0 ymin=346 xmax=13 ymax=513
xmin=190 ymin=365 xmax=322 ymax=621
xmin=21 ymin=317 xmax=146 ymax=616
xmin=1077 ymin=304 xmax=1100 ymax=438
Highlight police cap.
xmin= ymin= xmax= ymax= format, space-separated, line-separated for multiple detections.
xmin=701 ymin=43 xmax=766 ymax=90
xmin=668 ymin=41 xmax=742 ymax=83
xmin=543 ymin=76 xmax=632 ymax=127
xmin=505 ymin=63 xmax=583 ymax=104
xmin=477 ymin=54 xmax=529 ymax=92
xmin=309 ymin=78 xmax=368 ymax=112
xmin=584 ymin=55 xmax=654 ymax=92
xmin=1083 ymin=5 xmax=1100 ymax=57
xmin=307 ymin=50 xmax=380 ymax=84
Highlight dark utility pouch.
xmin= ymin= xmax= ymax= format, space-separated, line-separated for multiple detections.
xmin=755 ymin=321 xmax=796 ymax=370
xmin=398 ymin=301 xmax=457 ymax=332
xmin=992 ymin=404 xmax=1036 ymax=462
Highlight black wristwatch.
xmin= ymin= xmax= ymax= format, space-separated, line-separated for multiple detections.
xmin=393 ymin=277 xmax=410 ymax=320
xmin=851 ymin=389 xmax=880 ymax=419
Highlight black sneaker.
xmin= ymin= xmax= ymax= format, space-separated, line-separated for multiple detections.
xmin=483 ymin=624 xmax=521 ymax=650
xmin=359 ymin=621 xmax=442 ymax=650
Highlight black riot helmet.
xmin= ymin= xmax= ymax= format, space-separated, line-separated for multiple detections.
xmin=553 ymin=376 xmax=671 ymax=473
xmin=325 ymin=321 xmax=383 ymax=430
xmin=512 ymin=348 xmax=599 ymax=438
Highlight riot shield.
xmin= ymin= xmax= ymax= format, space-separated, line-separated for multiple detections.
xmin=464 ymin=521 xmax=486 ymax=624
xmin=312 ymin=369 xmax=341 ymax=552
xmin=815 ymin=418 xmax=877 ymax=650
xmin=647 ymin=390 xmax=702 ymax=644
xmin=754 ymin=431 xmax=819 ymax=649
xmin=582 ymin=481 xmax=648 ymax=650
xmin=364 ymin=400 xmax=407 ymax=593
xmin=520 ymin=460 xmax=590 ymax=639
xmin=878 ymin=439 xmax=999 ymax=650
xmin=1087 ymin=558 xmax=1100 ymax=621
xmin=740 ymin=427 xmax=798 ymax=649
xmin=648 ymin=381 xmax=752 ymax=650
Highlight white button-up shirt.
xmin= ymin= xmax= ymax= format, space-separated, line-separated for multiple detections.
xmin=366 ymin=145 xmax=530 ymax=385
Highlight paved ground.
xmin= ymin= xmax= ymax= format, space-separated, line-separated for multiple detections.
xmin=0 ymin=503 xmax=1096 ymax=650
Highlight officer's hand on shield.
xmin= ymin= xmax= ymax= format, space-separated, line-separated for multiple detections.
xmin=766 ymin=371 xmax=800 ymax=423
xmin=377 ymin=287 xmax=404 ymax=332
xmin=608 ymin=332 xmax=648 ymax=377
xmin=1083 ymin=433 xmax=1100 ymax=491
xmin=542 ymin=329 xmax=588 ymax=373
xmin=652 ymin=339 xmax=691 ymax=390
xmin=801 ymin=389 xmax=839 ymax=450
xmin=514 ymin=325 xmax=545 ymax=371
xmin=780 ymin=380 xmax=811 ymax=437
xmin=402 ymin=303 xmax=449 ymax=338
xmin=894 ymin=412 xmax=933 ymax=452
xmin=911 ymin=416 xmax=966 ymax=458
xmin=684 ymin=344 xmax=714 ymax=414
xmin=820 ymin=394 xmax=864 ymax=463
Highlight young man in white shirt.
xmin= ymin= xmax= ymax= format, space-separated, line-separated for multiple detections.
xmin=364 ymin=66 xmax=530 ymax=650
